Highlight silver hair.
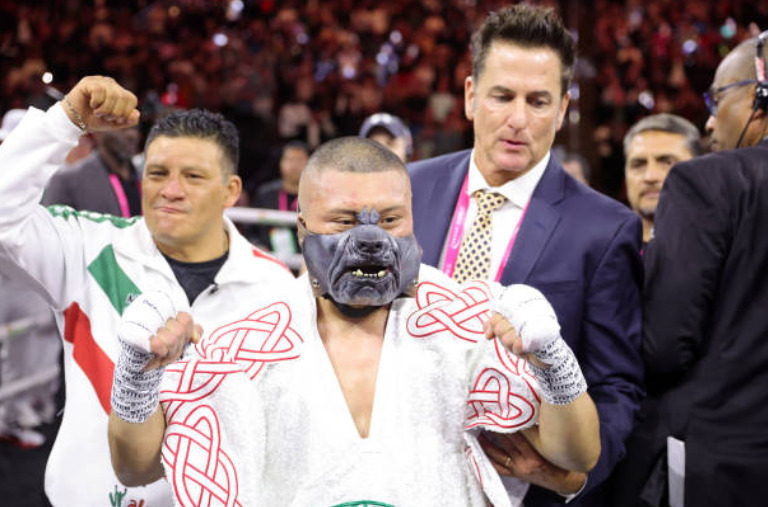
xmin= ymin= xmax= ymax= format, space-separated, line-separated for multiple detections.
xmin=623 ymin=113 xmax=703 ymax=157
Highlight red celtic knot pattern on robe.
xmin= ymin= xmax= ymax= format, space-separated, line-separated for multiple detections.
xmin=405 ymin=280 xmax=539 ymax=430
xmin=465 ymin=328 xmax=540 ymax=430
xmin=161 ymin=361 xmax=241 ymax=408
xmin=406 ymin=280 xmax=492 ymax=342
xmin=196 ymin=302 xmax=303 ymax=379
xmin=491 ymin=338 xmax=541 ymax=403
xmin=163 ymin=405 xmax=242 ymax=507
xmin=465 ymin=367 xmax=538 ymax=430
xmin=159 ymin=301 xmax=304 ymax=507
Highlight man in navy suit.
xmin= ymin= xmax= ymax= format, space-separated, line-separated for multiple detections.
xmin=408 ymin=5 xmax=643 ymax=506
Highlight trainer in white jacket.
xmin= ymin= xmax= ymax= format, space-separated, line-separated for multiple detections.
xmin=0 ymin=76 xmax=297 ymax=507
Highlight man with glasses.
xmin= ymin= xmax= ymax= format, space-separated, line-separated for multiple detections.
xmin=703 ymin=78 xmax=767 ymax=150
xmin=612 ymin=33 xmax=768 ymax=506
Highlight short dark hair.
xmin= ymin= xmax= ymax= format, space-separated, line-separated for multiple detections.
xmin=145 ymin=109 xmax=240 ymax=176
xmin=623 ymin=113 xmax=703 ymax=158
xmin=471 ymin=5 xmax=575 ymax=96
xmin=283 ymin=140 xmax=311 ymax=157
xmin=303 ymin=136 xmax=406 ymax=177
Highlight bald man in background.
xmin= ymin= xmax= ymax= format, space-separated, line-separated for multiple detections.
xmin=613 ymin=33 xmax=768 ymax=507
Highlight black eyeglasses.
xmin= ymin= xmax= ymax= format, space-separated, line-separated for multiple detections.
xmin=703 ymin=79 xmax=759 ymax=116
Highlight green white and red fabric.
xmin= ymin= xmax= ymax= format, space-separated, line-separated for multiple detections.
xmin=0 ymin=104 xmax=295 ymax=507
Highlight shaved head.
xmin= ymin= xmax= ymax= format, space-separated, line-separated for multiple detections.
xmin=706 ymin=35 xmax=768 ymax=150
xmin=296 ymin=136 xmax=420 ymax=312
xmin=299 ymin=136 xmax=409 ymax=214
xmin=302 ymin=136 xmax=407 ymax=176
xmin=727 ymin=37 xmax=765 ymax=81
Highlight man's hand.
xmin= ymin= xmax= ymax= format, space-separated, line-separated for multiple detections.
xmin=485 ymin=284 xmax=560 ymax=358
xmin=145 ymin=311 xmax=202 ymax=371
xmin=64 ymin=75 xmax=140 ymax=132
xmin=485 ymin=284 xmax=589 ymax=407
xmin=483 ymin=312 xmax=545 ymax=368
xmin=112 ymin=291 xmax=201 ymax=424
xmin=479 ymin=431 xmax=587 ymax=496
xmin=118 ymin=291 xmax=202 ymax=370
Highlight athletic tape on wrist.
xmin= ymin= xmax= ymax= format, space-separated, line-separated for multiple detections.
xmin=528 ymin=338 xmax=587 ymax=405
xmin=111 ymin=340 xmax=164 ymax=423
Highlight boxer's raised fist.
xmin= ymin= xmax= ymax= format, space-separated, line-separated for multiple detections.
xmin=64 ymin=75 xmax=139 ymax=132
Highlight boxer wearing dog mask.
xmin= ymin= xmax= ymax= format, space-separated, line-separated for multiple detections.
xmin=109 ymin=136 xmax=598 ymax=507
xmin=299 ymin=206 xmax=421 ymax=317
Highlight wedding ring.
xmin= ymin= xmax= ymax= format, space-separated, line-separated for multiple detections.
xmin=504 ymin=456 xmax=511 ymax=468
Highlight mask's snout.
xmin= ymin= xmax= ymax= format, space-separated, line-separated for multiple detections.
xmin=349 ymin=225 xmax=392 ymax=258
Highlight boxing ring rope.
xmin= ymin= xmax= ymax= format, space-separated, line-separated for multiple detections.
xmin=225 ymin=206 xmax=298 ymax=227
xmin=225 ymin=207 xmax=304 ymax=271
xmin=0 ymin=366 xmax=59 ymax=402
xmin=0 ymin=312 xmax=58 ymax=402
xmin=0 ymin=312 xmax=55 ymax=344
xmin=0 ymin=208 xmax=302 ymax=401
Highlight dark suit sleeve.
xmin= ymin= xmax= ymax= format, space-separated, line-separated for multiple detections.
xmin=642 ymin=163 xmax=730 ymax=391
xmin=578 ymin=213 xmax=645 ymax=494
xmin=41 ymin=170 xmax=74 ymax=207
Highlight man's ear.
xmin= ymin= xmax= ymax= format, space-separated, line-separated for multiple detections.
xmin=224 ymin=175 xmax=242 ymax=208
xmin=296 ymin=213 xmax=307 ymax=246
xmin=556 ymin=91 xmax=571 ymax=131
xmin=464 ymin=76 xmax=476 ymax=121
xmin=747 ymin=104 xmax=768 ymax=143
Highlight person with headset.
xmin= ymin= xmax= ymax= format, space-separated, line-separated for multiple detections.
xmin=609 ymin=32 xmax=768 ymax=507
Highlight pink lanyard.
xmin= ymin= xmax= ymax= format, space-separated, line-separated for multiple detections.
xmin=108 ymin=173 xmax=132 ymax=218
xmin=441 ymin=174 xmax=530 ymax=282
xmin=278 ymin=189 xmax=298 ymax=212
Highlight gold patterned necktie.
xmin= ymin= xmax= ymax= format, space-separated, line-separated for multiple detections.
xmin=452 ymin=189 xmax=508 ymax=283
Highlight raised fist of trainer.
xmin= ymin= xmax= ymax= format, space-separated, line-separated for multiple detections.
xmin=63 ymin=75 xmax=140 ymax=132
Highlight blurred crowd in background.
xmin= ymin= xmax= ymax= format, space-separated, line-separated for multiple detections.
xmin=2 ymin=0 xmax=768 ymax=201
xmin=2 ymin=1 xmax=768 ymax=505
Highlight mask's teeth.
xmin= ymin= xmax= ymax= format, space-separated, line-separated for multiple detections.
xmin=353 ymin=268 xmax=387 ymax=279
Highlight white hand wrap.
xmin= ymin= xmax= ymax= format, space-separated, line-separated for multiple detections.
xmin=118 ymin=291 xmax=177 ymax=353
xmin=111 ymin=291 xmax=178 ymax=423
xmin=490 ymin=284 xmax=587 ymax=405
xmin=489 ymin=284 xmax=561 ymax=354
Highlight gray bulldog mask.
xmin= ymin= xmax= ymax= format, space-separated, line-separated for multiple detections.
xmin=300 ymin=207 xmax=422 ymax=317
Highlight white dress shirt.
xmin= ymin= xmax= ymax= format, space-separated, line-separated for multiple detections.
xmin=438 ymin=149 xmax=550 ymax=281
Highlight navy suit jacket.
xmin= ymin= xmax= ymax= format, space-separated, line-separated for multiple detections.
xmin=408 ymin=150 xmax=644 ymax=506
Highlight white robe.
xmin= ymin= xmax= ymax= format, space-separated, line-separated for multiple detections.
xmin=159 ymin=265 xmax=541 ymax=507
